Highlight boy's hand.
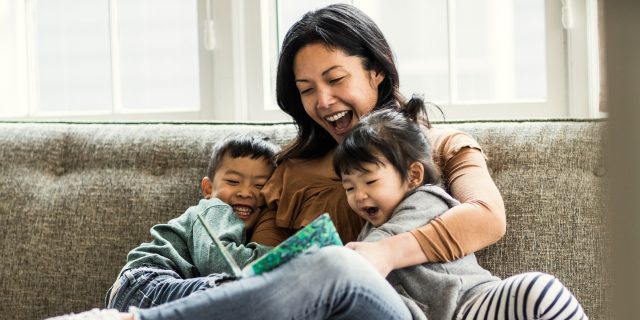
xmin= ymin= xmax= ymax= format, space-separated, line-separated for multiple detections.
xmin=345 ymin=241 xmax=394 ymax=277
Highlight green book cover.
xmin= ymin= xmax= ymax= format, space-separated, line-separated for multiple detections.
xmin=197 ymin=212 xmax=343 ymax=278
xmin=241 ymin=213 xmax=343 ymax=277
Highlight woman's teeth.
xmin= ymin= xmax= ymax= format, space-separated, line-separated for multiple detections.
xmin=325 ymin=111 xmax=349 ymax=122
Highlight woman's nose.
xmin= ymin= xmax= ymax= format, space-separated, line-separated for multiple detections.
xmin=316 ymin=86 xmax=335 ymax=109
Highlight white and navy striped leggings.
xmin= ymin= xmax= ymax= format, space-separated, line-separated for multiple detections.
xmin=458 ymin=272 xmax=587 ymax=319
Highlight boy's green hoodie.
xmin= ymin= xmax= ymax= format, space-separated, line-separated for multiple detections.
xmin=121 ymin=198 xmax=271 ymax=278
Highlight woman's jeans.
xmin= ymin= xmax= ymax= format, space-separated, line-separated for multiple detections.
xmin=108 ymin=246 xmax=411 ymax=320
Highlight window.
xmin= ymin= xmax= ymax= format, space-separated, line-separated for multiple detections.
xmin=2 ymin=0 xmax=210 ymax=120
xmin=1 ymin=0 xmax=600 ymax=121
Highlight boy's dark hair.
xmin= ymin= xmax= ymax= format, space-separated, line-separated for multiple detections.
xmin=207 ymin=133 xmax=281 ymax=179
xmin=333 ymin=108 xmax=440 ymax=186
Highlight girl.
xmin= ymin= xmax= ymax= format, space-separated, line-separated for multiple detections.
xmin=333 ymin=106 xmax=587 ymax=319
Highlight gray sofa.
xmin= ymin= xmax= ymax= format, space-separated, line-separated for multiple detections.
xmin=0 ymin=120 xmax=608 ymax=319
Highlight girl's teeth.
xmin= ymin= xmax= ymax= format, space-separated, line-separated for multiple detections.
xmin=326 ymin=111 xmax=348 ymax=122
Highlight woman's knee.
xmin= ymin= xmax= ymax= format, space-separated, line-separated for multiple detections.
xmin=311 ymin=246 xmax=382 ymax=284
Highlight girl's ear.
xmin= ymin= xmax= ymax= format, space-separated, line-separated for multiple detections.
xmin=201 ymin=177 xmax=213 ymax=199
xmin=407 ymin=162 xmax=425 ymax=188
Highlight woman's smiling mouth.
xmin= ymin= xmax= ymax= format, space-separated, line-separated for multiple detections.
xmin=324 ymin=110 xmax=353 ymax=132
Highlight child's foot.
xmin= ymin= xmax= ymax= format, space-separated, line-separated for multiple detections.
xmin=46 ymin=308 xmax=132 ymax=320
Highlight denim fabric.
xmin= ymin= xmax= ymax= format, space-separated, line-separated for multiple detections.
xmin=108 ymin=267 xmax=236 ymax=312
xmin=135 ymin=246 xmax=412 ymax=320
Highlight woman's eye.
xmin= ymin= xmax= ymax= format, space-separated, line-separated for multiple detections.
xmin=299 ymin=88 xmax=313 ymax=95
xmin=329 ymin=77 xmax=344 ymax=84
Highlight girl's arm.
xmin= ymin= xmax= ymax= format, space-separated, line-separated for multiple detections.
xmin=347 ymin=132 xmax=506 ymax=276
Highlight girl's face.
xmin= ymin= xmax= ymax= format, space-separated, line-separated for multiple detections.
xmin=293 ymin=43 xmax=385 ymax=144
xmin=340 ymin=157 xmax=413 ymax=227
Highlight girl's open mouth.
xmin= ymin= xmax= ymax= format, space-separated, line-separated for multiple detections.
xmin=364 ymin=206 xmax=379 ymax=218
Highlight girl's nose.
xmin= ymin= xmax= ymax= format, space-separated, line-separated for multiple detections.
xmin=355 ymin=190 xmax=368 ymax=201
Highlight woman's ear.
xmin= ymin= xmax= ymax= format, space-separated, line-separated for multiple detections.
xmin=407 ymin=162 xmax=425 ymax=188
xmin=201 ymin=177 xmax=213 ymax=199
xmin=369 ymin=69 xmax=385 ymax=88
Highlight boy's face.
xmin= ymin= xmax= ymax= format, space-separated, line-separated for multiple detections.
xmin=340 ymin=157 xmax=413 ymax=227
xmin=202 ymin=155 xmax=274 ymax=229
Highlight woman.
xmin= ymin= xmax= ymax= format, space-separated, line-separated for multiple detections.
xmin=251 ymin=3 xmax=505 ymax=277
xmin=251 ymin=4 xmax=584 ymax=319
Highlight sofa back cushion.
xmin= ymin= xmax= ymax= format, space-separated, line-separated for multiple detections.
xmin=0 ymin=120 xmax=607 ymax=319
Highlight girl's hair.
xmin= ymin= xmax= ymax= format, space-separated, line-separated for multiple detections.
xmin=275 ymin=4 xmax=432 ymax=162
xmin=332 ymin=107 xmax=440 ymax=186
xmin=207 ymin=133 xmax=281 ymax=179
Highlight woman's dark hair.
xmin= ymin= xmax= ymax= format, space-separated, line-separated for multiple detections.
xmin=207 ymin=133 xmax=281 ymax=179
xmin=276 ymin=4 xmax=432 ymax=162
xmin=333 ymin=107 xmax=440 ymax=186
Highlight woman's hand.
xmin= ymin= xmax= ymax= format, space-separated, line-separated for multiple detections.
xmin=345 ymin=240 xmax=395 ymax=277
xmin=346 ymin=232 xmax=429 ymax=277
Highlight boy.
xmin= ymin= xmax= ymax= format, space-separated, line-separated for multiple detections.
xmin=107 ymin=133 xmax=280 ymax=312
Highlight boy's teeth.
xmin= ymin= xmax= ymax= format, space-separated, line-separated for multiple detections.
xmin=233 ymin=206 xmax=252 ymax=216
xmin=325 ymin=111 xmax=349 ymax=122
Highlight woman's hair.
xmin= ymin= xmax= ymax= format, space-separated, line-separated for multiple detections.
xmin=276 ymin=4 xmax=432 ymax=162
xmin=332 ymin=107 xmax=440 ymax=186
xmin=207 ymin=133 xmax=280 ymax=179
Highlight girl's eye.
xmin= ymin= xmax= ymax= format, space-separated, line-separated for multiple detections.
xmin=344 ymin=186 xmax=354 ymax=192
xmin=366 ymin=180 xmax=378 ymax=185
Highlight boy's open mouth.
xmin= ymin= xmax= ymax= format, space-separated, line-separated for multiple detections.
xmin=232 ymin=205 xmax=254 ymax=219
xmin=325 ymin=110 xmax=353 ymax=131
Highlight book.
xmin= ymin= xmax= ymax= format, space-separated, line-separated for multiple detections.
xmin=196 ymin=212 xmax=343 ymax=278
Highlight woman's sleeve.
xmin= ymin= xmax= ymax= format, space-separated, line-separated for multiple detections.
xmin=409 ymin=128 xmax=506 ymax=262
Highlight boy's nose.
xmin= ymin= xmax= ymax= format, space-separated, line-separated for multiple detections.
xmin=237 ymin=187 xmax=253 ymax=198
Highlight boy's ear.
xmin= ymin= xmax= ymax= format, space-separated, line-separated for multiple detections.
xmin=201 ymin=177 xmax=213 ymax=199
xmin=408 ymin=162 xmax=424 ymax=188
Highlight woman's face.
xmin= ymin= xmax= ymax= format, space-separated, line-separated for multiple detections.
xmin=293 ymin=43 xmax=384 ymax=143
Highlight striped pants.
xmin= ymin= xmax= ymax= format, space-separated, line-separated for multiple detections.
xmin=458 ymin=272 xmax=587 ymax=319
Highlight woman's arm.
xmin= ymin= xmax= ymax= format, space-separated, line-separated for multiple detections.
xmin=348 ymin=142 xmax=506 ymax=276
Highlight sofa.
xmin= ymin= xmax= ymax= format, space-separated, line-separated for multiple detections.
xmin=0 ymin=119 xmax=608 ymax=319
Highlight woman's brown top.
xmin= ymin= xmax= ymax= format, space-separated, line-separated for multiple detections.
xmin=250 ymin=127 xmax=506 ymax=262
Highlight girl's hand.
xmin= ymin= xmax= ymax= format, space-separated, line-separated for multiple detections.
xmin=345 ymin=240 xmax=395 ymax=277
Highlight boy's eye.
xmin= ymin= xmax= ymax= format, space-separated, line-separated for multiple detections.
xmin=224 ymin=179 xmax=239 ymax=185
xmin=366 ymin=179 xmax=378 ymax=185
